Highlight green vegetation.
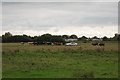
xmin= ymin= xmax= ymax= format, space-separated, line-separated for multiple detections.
xmin=2 ymin=42 xmax=118 ymax=78
xmin=2 ymin=32 xmax=120 ymax=43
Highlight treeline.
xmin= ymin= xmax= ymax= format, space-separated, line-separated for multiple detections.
xmin=2 ymin=32 xmax=65 ymax=43
xmin=2 ymin=32 xmax=120 ymax=43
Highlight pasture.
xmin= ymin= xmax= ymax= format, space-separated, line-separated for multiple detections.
xmin=2 ymin=41 xmax=118 ymax=78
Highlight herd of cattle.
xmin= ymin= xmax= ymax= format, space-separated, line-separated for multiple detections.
xmin=21 ymin=42 xmax=105 ymax=46
xmin=21 ymin=42 xmax=63 ymax=45
xmin=92 ymin=42 xmax=105 ymax=46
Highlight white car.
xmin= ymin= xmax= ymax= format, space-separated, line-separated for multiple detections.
xmin=65 ymin=42 xmax=78 ymax=46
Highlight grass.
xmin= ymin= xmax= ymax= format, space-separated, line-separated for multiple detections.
xmin=2 ymin=41 xmax=118 ymax=78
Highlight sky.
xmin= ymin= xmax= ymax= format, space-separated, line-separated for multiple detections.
xmin=1 ymin=0 xmax=119 ymax=2
xmin=1 ymin=1 xmax=119 ymax=38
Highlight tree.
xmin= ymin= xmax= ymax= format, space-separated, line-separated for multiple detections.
xmin=78 ymin=36 xmax=87 ymax=41
xmin=51 ymin=36 xmax=65 ymax=42
xmin=92 ymin=36 xmax=98 ymax=39
xmin=4 ymin=32 xmax=12 ymax=37
xmin=40 ymin=33 xmax=52 ymax=42
xmin=41 ymin=33 xmax=52 ymax=37
xmin=2 ymin=32 xmax=12 ymax=42
xmin=112 ymin=33 xmax=120 ymax=41
xmin=118 ymin=34 xmax=120 ymax=41
xmin=102 ymin=36 xmax=108 ymax=41
xmin=2 ymin=32 xmax=32 ymax=43
xmin=62 ymin=35 xmax=69 ymax=39
xmin=70 ymin=35 xmax=78 ymax=39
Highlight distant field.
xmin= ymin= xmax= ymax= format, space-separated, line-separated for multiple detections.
xmin=2 ymin=41 xmax=118 ymax=78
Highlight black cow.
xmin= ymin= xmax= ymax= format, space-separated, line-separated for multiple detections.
xmin=92 ymin=42 xmax=98 ymax=46
xmin=47 ymin=42 xmax=52 ymax=45
xmin=32 ymin=42 xmax=39 ymax=45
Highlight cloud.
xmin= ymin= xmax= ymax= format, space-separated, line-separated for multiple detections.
xmin=2 ymin=0 xmax=119 ymax=2
xmin=0 ymin=2 xmax=2 ymax=35
xmin=2 ymin=2 xmax=118 ymax=37
xmin=2 ymin=26 xmax=117 ymax=38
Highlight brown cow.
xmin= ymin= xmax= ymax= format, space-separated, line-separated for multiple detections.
xmin=28 ymin=42 xmax=34 ymax=45
xmin=54 ymin=42 xmax=62 ymax=45
xmin=99 ymin=42 xmax=105 ymax=46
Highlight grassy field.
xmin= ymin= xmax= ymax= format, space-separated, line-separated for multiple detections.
xmin=2 ymin=41 xmax=118 ymax=78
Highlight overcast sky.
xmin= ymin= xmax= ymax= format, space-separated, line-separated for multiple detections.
xmin=2 ymin=1 xmax=118 ymax=37
xmin=2 ymin=0 xmax=119 ymax=2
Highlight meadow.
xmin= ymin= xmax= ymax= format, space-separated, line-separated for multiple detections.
xmin=2 ymin=41 xmax=118 ymax=78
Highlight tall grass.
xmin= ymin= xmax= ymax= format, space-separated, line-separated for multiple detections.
xmin=2 ymin=42 xmax=118 ymax=78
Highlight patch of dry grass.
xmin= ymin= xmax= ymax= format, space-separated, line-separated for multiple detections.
xmin=2 ymin=41 xmax=118 ymax=53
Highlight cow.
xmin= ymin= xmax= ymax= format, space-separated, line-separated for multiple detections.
xmin=99 ymin=43 xmax=105 ymax=46
xmin=36 ymin=42 xmax=45 ymax=45
xmin=54 ymin=42 xmax=62 ymax=45
xmin=92 ymin=42 xmax=98 ymax=46
xmin=46 ymin=42 xmax=52 ymax=45
xmin=33 ymin=42 xmax=52 ymax=45
xmin=32 ymin=42 xmax=38 ymax=45
xmin=28 ymin=42 xmax=38 ymax=45
xmin=21 ymin=42 xmax=25 ymax=45
xmin=28 ymin=42 xmax=34 ymax=45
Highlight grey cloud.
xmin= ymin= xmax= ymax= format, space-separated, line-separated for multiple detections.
xmin=0 ymin=2 xmax=2 ymax=31
xmin=2 ymin=2 xmax=118 ymax=37
xmin=2 ymin=0 xmax=119 ymax=2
